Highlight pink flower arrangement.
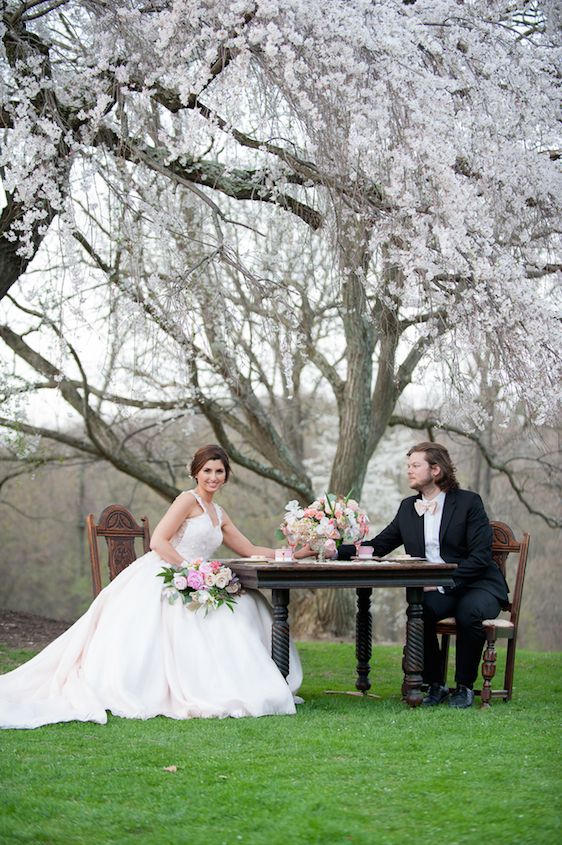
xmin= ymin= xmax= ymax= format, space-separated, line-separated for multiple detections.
xmin=280 ymin=493 xmax=370 ymax=557
xmin=158 ymin=559 xmax=241 ymax=613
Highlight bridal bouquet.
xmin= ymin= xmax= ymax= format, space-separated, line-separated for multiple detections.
xmin=157 ymin=559 xmax=242 ymax=613
xmin=280 ymin=494 xmax=370 ymax=559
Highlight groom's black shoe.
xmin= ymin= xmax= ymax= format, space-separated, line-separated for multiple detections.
xmin=449 ymin=685 xmax=474 ymax=708
xmin=422 ymin=683 xmax=449 ymax=706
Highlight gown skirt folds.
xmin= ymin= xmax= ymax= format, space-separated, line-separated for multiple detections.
xmin=0 ymin=492 xmax=302 ymax=729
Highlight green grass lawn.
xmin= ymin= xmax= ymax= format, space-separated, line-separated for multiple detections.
xmin=1 ymin=642 xmax=560 ymax=845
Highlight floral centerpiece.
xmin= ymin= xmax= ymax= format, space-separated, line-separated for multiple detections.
xmin=280 ymin=494 xmax=370 ymax=560
xmin=157 ymin=559 xmax=242 ymax=613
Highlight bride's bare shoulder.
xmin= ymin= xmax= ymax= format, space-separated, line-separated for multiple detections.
xmin=174 ymin=490 xmax=199 ymax=512
xmin=160 ymin=490 xmax=199 ymax=521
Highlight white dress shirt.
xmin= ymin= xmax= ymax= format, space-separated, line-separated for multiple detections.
xmin=422 ymin=491 xmax=446 ymax=563
xmin=421 ymin=491 xmax=447 ymax=592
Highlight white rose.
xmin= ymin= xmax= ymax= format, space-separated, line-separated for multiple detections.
xmin=317 ymin=516 xmax=331 ymax=533
xmin=285 ymin=500 xmax=304 ymax=518
xmin=204 ymin=573 xmax=217 ymax=587
xmin=173 ymin=574 xmax=188 ymax=590
xmin=215 ymin=573 xmax=229 ymax=589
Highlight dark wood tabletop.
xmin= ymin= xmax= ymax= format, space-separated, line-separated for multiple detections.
xmin=227 ymin=558 xmax=456 ymax=588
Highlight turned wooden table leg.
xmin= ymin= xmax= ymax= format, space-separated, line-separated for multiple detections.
xmin=271 ymin=588 xmax=291 ymax=680
xmin=355 ymin=587 xmax=373 ymax=693
xmin=403 ymin=586 xmax=424 ymax=707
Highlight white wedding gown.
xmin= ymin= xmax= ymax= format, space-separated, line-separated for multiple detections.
xmin=0 ymin=492 xmax=302 ymax=729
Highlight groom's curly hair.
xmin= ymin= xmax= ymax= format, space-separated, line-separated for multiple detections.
xmin=407 ymin=442 xmax=459 ymax=492
xmin=190 ymin=444 xmax=231 ymax=481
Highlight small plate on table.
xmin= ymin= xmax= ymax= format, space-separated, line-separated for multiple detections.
xmin=228 ymin=557 xmax=270 ymax=563
xmin=382 ymin=555 xmax=427 ymax=563
xmin=351 ymin=555 xmax=427 ymax=563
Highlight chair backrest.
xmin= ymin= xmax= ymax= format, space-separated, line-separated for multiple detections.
xmin=87 ymin=504 xmax=151 ymax=597
xmin=490 ymin=520 xmax=530 ymax=624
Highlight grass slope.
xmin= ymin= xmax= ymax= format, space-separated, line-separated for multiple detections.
xmin=0 ymin=643 xmax=560 ymax=845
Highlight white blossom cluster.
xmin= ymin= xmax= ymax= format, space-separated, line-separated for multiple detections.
xmin=1 ymin=0 xmax=560 ymax=430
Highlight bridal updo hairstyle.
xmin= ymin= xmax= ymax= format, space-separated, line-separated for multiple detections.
xmin=190 ymin=444 xmax=231 ymax=482
xmin=407 ymin=441 xmax=460 ymax=492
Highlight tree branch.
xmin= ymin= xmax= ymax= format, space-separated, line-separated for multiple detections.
xmin=93 ymin=125 xmax=322 ymax=230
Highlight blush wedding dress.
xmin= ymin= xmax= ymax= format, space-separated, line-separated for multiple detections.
xmin=0 ymin=491 xmax=302 ymax=729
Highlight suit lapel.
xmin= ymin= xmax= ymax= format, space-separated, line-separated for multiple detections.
xmin=439 ymin=490 xmax=456 ymax=542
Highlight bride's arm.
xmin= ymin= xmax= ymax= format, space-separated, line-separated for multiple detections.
xmin=221 ymin=510 xmax=274 ymax=558
xmin=149 ymin=493 xmax=198 ymax=565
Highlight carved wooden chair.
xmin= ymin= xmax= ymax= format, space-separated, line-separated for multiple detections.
xmin=86 ymin=504 xmax=151 ymax=597
xmin=436 ymin=520 xmax=530 ymax=708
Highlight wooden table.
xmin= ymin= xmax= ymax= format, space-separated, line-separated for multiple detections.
xmin=226 ymin=559 xmax=457 ymax=707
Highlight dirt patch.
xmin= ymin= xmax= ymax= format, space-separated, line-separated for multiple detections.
xmin=0 ymin=610 xmax=72 ymax=651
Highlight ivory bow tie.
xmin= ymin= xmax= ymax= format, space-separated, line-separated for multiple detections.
xmin=414 ymin=499 xmax=439 ymax=517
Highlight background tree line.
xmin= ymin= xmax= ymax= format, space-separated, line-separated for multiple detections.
xmin=1 ymin=413 xmax=559 ymax=650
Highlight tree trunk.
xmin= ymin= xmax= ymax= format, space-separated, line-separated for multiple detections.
xmin=312 ymin=221 xmax=377 ymax=635
xmin=0 ymin=196 xmax=58 ymax=300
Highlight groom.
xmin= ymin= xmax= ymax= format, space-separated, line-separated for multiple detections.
xmin=339 ymin=442 xmax=508 ymax=708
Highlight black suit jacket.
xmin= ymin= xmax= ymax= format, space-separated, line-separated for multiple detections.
xmin=340 ymin=489 xmax=508 ymax=605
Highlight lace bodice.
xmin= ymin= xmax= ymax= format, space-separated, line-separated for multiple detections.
xmin=171 ymin=491 xmax=224 ymax=561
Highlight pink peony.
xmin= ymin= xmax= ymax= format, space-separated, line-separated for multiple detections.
xmin=187 ymin=570 xmax=205 ymax=590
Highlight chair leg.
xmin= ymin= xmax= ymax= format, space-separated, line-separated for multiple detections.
xmin=503 ymin=638 xmax=517 ymax=701
xmin=481 ymin=628 xmax=497 ymax=709
xmin=440 ymin=633 xmax=451 ymax=686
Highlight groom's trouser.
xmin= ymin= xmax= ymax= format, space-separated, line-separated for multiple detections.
xmin=422 ymin=588 xmax=502 ymax=688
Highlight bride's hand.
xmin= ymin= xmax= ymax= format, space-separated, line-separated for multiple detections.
xmin=293 ymin=544 xmax=314 ymax=559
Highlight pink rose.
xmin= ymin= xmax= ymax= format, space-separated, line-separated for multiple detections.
xmin=198 ymin=561 xmax=212 ymax=575
xmin=187 ymin=570 xmax=204 ymax=590
xmin=210 ymin=560 xmax=222 ymax=573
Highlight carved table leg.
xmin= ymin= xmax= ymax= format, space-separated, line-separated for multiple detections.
xmin=480 ymin=626 xmax=497 ymax=709
xmin=271 ymin=588 xmax=291 ymax=681
xmin=401 ymin=643 xmax=407 ymax=700
xmin=355 ymin=588 xmax=373 ymax=692
xmin=403 ymin=586 xmax=424 ymax=707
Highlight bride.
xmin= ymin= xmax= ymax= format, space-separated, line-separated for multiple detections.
xmin=0 ymin=444 xmax=302 ymax=729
